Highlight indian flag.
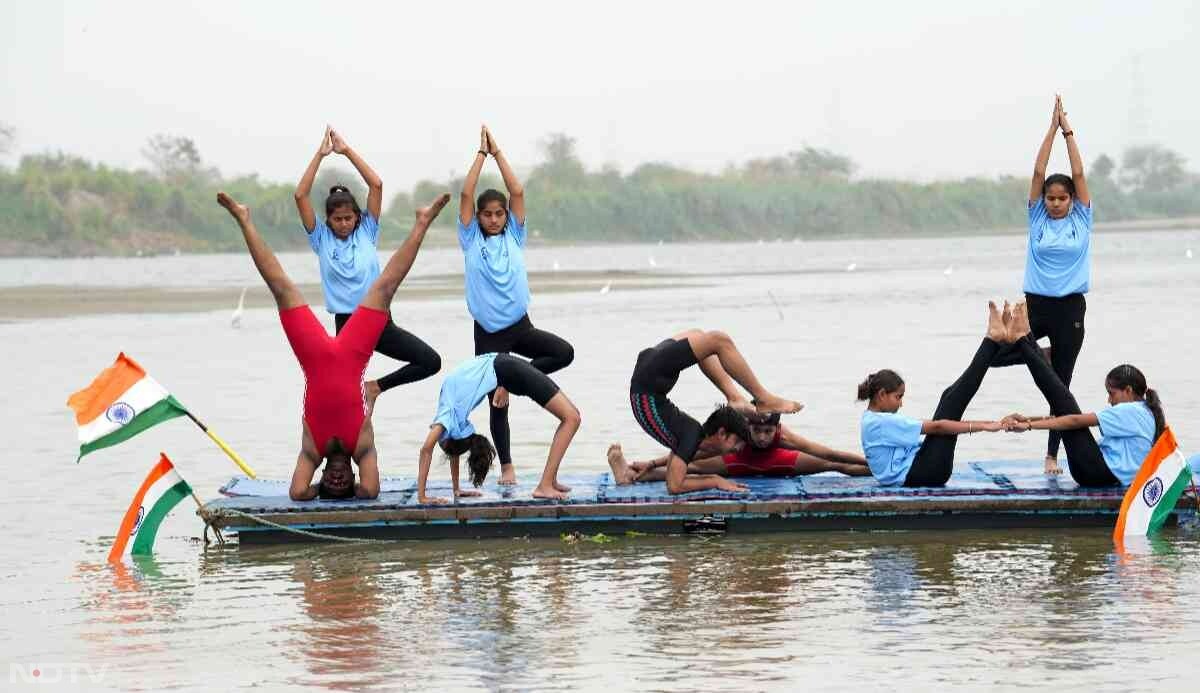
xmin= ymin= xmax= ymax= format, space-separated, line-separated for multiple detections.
xmin=1113 ymin=426 xmax=1191 ymax=539
xmin=67 ymin=353 xmax=188 ymax=461
xmin=108 ymin=454 xmax=193 ymax=562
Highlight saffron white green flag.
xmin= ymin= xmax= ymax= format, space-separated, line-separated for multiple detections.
xmin=108 ymin=454 xmax=193 ymax=562
xmin=1114 ymin=426 xmax=1190 ymax=539
xmin=67 ymin=353 xmax=188 ymax=461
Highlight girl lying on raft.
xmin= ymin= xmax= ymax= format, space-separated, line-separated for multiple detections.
xmin=607 ymin=411 xmax=870 ymax=484
xmin=1002 ymin=303 xmax=1164 ymax=487
xmin=417 ymin=354 xmax=581 ymax=503
xmin=858 ymin=302 xmax=1017 ymax=487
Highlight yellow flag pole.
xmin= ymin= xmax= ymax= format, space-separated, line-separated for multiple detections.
xmin=184 ymin=412 xmax=257 ymax=478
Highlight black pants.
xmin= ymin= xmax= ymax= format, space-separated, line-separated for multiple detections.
xmin=990 ymin=293 xmax=1086 ymax=458
xmin=474 ymin=314 xmax=575 ymax=466
xmin=494 ymin=354 xmax=560 ymax=407
xmin=333 ymin=312 xmax=441 ymax=392
xmin=1016 ymin=336 xmax=1119 ymax=487
xmin=904 ymin=338 xmax=999 ymax=487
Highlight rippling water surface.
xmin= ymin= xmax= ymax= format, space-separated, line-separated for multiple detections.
xmin=3 ymin=230 xmax=1199 ymax=690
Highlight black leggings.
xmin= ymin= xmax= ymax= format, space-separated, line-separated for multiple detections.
xmin=990 ymin=293 xmax=1086 ymax=458
xmin=474 ymin=314 xmax=575 ymax=466
xmin=904 ymin=338 xmax=1000 ymax=487
xmin=334 ymin=312 xmax=441 ymax=392
xmin=1015 ymin=336 xmax=1118 ymax=487
xmin=494 ymin=354 xmax=560 ymax=407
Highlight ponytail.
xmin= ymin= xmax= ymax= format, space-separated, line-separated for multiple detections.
xmin=1106 ymin=364 xmax=1165 ymax=441
xmin=857 ymin=369 xmax=904 ymax=402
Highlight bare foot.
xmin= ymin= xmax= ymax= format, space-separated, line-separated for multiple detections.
xmin=498 ymin=464 xmax=517 ymax=486
xmin=216 ymin=192 xmax=250 ymax=222
xmin=363 ymin=380 xmax=382 ymax=416
xmin=986 ymin=300 xmax=1007 ymax=342
xmin=1044 ymin=455 xmax=1063 ymax=476
xmin=753 ymin=394 xmax=803 ymax=415
xmin=1009 ymin=301 xmax=1031 ymax=342
xmin=607 ymin=444 xmax=637 ymax=485
xmin=727 ymin=398 xmax=756 ymax=416
xmin=554 ymin=481 xmax=572 ymax=492
xmin=532 ymin=484 xmax=569 ymax=501
xmin=416 ymin=193 xmax=452 ymax=225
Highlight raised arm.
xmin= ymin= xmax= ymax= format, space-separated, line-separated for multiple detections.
xmin=460 ymin=127 xmax=488 ymax=226
xmin=485 ymin=126 xmax=525 ymax=224
xmin=329 ymin=128 xmax=383 ymax=220
xmin=1030 ymin=96 xmax=1061 ymax=203
xmin=417 ymin=425 xmax=449 ymax=504
xmin=1057 ymin=100 xmax=1090 ymax=206
xmin=294 ymin=126 xmax=333 ymax=232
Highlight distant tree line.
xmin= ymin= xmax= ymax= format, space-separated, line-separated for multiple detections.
xmin=0 ymin=124 xmax=1197 ymax=256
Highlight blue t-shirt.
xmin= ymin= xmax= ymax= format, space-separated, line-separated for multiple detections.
xmin=308 ymin=213 xmax=381 ymax=314
xmin=1023 ymin=198 xmax=1092 ymax=297
xmin=1097 ymin=401 xmax=1156 ymax=485
xmin=458 ymin=210 xmax=531 ymax=333
xmin=860 ymin=410 xmax=924 ymax=487
xmin=432 ymin=354 xmax=500 ymax=441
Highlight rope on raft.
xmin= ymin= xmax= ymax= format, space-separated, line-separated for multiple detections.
xmin=199 ymin=507 xmax=396 ymax=545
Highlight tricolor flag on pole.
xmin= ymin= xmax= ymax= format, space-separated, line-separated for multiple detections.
xmin=1113 ymin=426 xmax=1191 ymax=539
xmin=108 ymin=454 xmax=194 ymax=562
xmin=67 ymin=353 xmax=188 ymax=462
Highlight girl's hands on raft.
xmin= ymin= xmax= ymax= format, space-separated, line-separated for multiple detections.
xmin=418 ymin=494 xmax=449 ymax=505
xmin=455 ymin=489 xmax=482 ymax=498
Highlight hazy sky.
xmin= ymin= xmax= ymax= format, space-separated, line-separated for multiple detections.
xmin=3 ymin=1 xmax=1197 ymax=191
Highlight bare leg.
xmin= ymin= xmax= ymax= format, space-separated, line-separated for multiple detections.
xmin=359 ymin=193 xmax=450 ymax=311
xmin=673 ymin=329 xmax=802 ymax=413
xmin=532 ymin=392 xmax=580 ymax=500
xmin=606 ymin=444 xmax=639 ymax=485
xmin=695 ymin=355 xmax=751 ymax=407
xmin=793 ymin=453 xmax=872 ymax=477
xmin=217 ymin=193 xmax=304 ymax=310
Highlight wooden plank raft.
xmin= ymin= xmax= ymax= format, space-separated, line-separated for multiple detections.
xmin=198 ymin=460 xmax=1199 ymax=544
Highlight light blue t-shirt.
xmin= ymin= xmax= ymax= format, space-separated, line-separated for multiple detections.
xmin=308 ymin=213 xmax=381 ymax=314
xmin=1023 ymin=198 xmax=1092 ymax=297
xmin=432 ymin=354 xmax=500 ymax=441
xmin=860 ymin=410 xmax=924 ymax=487
xmin=458 ymin=210 xmax=531 ymax=333
xmin=1097 ymin=401 xmax=1156 ymax=485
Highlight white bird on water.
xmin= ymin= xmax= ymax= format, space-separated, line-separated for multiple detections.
xmin=944 ymin=265 xmax=954 ymax=276
xmin=599 ymin=281 xmax=612 ymax=295
xmin=1187 ymin=248 xmax=1194 ymax=259
xmin=231 ymin=287 xmax=247 ymax=328
xmin=553 ymin=260 xmax=561 ymax=272
xmin=846 ymin=262 xmax=857 ymax=272
xmin=648 ymin=256 xmax=658 ymax=268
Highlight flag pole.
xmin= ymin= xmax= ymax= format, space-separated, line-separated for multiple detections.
xmin=183 ymin=411 xmax=257 ymax=478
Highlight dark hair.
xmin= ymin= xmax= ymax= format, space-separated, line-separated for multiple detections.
xmin=701 ymin=405 xmax=750 ymax=442
xmin=325 ymin=185 xmax=363 ymax=228
xmin=317 ymin=437 xmax=355 ymax=499
xmin=443 ymin=433 xmax=497 ymax=487
xmin=1042 ymin=174 xmax=1076 ymax=198
xmin=476 ymin=189 xmax=508 ymax=215
xmin=1105 ymin=364 xmax=1165 ymax=441
xmin=857 ymin=369 xmax=904 ymax=402
xmin=746 ymin=411 xmax=781 ymax=426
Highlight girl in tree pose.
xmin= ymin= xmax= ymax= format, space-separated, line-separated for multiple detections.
xmin=294 ymin=126 xmax=441 ymax=412
xmin=458 ymin=125 xmax=575 ymax=485
xmin=992 ymin=96 xmax=1093 ymax=475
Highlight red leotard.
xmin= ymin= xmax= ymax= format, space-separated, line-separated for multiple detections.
xmin=279 ymin=305 xmax=388 ymax=456
xmin=722 ymin=431 xmax=801 ymax=477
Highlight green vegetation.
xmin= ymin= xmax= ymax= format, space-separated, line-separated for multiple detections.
xmin=1 ymin=127 xmax=1196 ymax=257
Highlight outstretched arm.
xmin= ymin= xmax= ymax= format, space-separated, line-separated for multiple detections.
xmin=460 ymin=127 xmax=488 ymax=226
xmin=1057 ymin=101 xmax=1090 ymax=206
xmin=485 ymin=126 xmax=525 ymax=225
xmin=417 ymin=425 xmax=449 ymax=504
xmin=922 ymin=419 xmax=1003 ymax=435
xmin=1030 ymin=96 xmax=1061 ymax=203
xmin=330 ymin=128 xmax=383 ymax=221
xmin=1017 ymin=412 xmax=1098 ymax=432
xmin=778 ymin=425 xmax=868 ymax=466
xmin=294 ymin=126 xmax=333 ymax=232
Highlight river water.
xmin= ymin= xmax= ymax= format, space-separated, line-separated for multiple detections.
xmin=2 ymin=229 xmax=1199 ymax=690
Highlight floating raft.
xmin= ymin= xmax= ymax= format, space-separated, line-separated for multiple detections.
xmin=199 ymin=460 xmax=1199 ymax=544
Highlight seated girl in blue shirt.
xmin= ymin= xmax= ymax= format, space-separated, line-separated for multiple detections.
xmin=858 ymin=302 xmax=1013 ymax=487
xmin=294 ymin=126 xmax=441 ymax=412
xmin=991 ymin=95 xmax=1093 ymax=476
xmin=1002 ymin=303 xmax=1165 ymax=486
xmin=458 ymin=125 xmax=575 ymax=486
